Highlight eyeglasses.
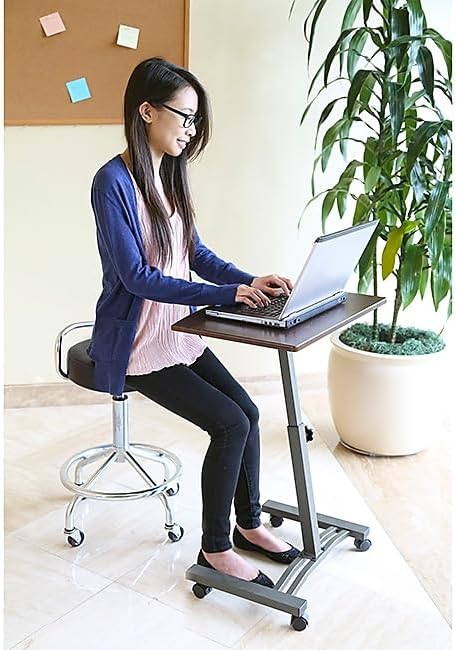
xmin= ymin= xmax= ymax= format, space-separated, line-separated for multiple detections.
xmin=161 ymin=103 xmax=202 ymax=129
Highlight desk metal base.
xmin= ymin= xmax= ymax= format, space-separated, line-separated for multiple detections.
xmin=186 ymin=349 xmax=372 ymax=631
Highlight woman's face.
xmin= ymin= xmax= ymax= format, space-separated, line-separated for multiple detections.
xmin=140 ymin=85 xmax=199 ymax=158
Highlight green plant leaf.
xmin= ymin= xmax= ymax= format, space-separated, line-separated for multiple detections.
xmin=406 ymin=120 xmax=443 ymax=174
xmin=428 ymin=211 xmax=446 ymax=269
xmin=407 ymin=0 xmax=426 ymax=64
xmin=321 ymin=190 xmax=338 ymax=228
xmin=336 ymin=160 xmax=361 ymax=216
xmin=362 ymin=0 xmax=372 ymax=24
xmin=308 ymin=0 xmax=331 ymax=65
xmin=307 ymin=59 xmax=326 ymax=98
xmin=431 ymin=245 xmax=451 ymax=310
xmin=347 ymin=69 xmax=371 ymax=117
xmin=419 ymin=264 xmax=429 ymax=299
xmin=368 ymin=26 xmax=384 ymax=48
xmin=358 ymin=226 xmax=377 ymax=283
xmin=364 ymin=166 xmax=381 ymax=193
xmin=391 ymin=7 xmax=410 ymax=69
xmin=303 ymin=0 xmax=322 ymax=41
xmin=387 ymin=81 xmax=405 ymax=143
xmin=425 ymin=28 xmax=452 ymax=79
xmin=311 ymin=97 xmax=345 ymax=142
xmin=321 ymin=117 xmax=347 ymax=171
xmin=424 ymin=180 xmax=449 ymax=239
xmin=289 ymin=0 xmax=298 ymax=19
xmin=363 ymin=136 xmax=377 ymax=169
xmin=385 ymin=34 xmax=424 ymax=49
xmin=347 ymin=29 xmax=369 ymax=79
xmin=359 ymin=71 xmax=377 ymax=108
xmin=324 ymin=28 xmax=357 ymax=86
xmin=339 ymin=0 xmax=363 ymax=73
xmin=401 ymin=243 xmax=423 ymax=308
xmin=407 ymin=0 xmax=426 ymax=34
xmin=404 ymin=89 xmax=426 ymax=110
xmin=358 ymin=263 xmax=373 ymax=293
xmin=410 ymin=161 xmax=426 ymax=203
xmin=437 ymin=127 xmax=451 ymax=160
xmin=339 ymin=118 xmax=351 ymax=159
xmin=417 ymin=45 xmax=435 ymax=105
xmin=353 ymin=193 xmax=371 ymax=224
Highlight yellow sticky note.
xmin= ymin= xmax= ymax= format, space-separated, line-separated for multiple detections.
xmin=117 ymin=24 xmax=140 ymax=49
xmin=39 ymin=12 xmax=66 ymax=37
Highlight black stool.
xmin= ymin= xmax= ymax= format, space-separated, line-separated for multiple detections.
xmin=55 ymin=322 xmax=184 ymax=547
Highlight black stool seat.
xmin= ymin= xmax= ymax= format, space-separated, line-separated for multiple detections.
xmin=67 ymin=339 xmax=134 ymax=393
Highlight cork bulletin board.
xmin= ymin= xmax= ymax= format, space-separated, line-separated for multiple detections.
xmin=5 ymin=0 xmax=190 ymax=125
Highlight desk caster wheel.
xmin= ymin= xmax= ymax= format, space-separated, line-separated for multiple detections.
xmin=270 ymin=515 xmax=284 ymax=528
xmin=305 ymin=426 xmax=314 ymax=442
xmin=168 ymin=525 xmax=184 ymax=542
xmin=166 ymin=483 xmax=180 ymax=497
xmin=291 ymin=614 xmax=309 ymax=631
xmin=354 ymin=538 xmax=372 ymax=552
xmin=192 ymin=583 xmax=212 ymax=599
xmin=66 ymin=529 xmax=85 ymax=547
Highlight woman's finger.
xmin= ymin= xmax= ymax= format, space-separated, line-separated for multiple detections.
xmin=280 ymin=276 xmax=294 ymax=290
xmin=270 ymin=276 xmax=290 ymax=295
xmin=253 ymin=288 xmax=270 ymax=305
xmin=243 ymin=296 xmax=258 ymax=308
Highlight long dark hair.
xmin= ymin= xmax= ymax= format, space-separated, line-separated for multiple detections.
xmin=123 ymin=57 xmax=211 ymax=268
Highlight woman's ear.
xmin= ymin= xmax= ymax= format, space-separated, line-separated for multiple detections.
xmin=138 ymin=102 xmax=156 ymax=124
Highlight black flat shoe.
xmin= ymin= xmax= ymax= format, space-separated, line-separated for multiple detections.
xmin=197 ymin=550 xmax=274 ymax=588
xmin=233 ymin=526 xmax=301 ymax=564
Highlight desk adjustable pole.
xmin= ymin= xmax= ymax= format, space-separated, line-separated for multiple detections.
xmin=277 ymin=350 xmax=321 ymax=559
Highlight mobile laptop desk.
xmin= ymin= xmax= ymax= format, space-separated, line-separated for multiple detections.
xmin=172 ymin=292 xmax=385 ymax=631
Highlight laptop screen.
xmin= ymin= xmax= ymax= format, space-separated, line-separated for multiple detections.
xmin=281 ymin=221 xmax=378 ymax=318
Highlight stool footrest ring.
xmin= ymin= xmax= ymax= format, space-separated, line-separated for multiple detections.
xmin=60 ymin=443 xmax=182 ymax=501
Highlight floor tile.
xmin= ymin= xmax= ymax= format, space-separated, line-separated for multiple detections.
xmin=4 ymin=536 xmax=110 ymax=648
xmin=12 ymin=582 xmax=227 ymax=650
xmin=11 ymin=497 xmax=200 ymax=582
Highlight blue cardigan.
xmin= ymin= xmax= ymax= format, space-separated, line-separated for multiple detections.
xmin=88 ymin=154 xmax=255 ymax=395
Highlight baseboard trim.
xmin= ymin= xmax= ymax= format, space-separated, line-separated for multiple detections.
xmin=4 ymin=373 xmax=327 ymax=409
xmin=4 ymin=383 xmax=110 ymax=408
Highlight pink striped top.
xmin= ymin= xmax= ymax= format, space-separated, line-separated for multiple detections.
xmin=126 ymin=169 xmax=207 ymax=375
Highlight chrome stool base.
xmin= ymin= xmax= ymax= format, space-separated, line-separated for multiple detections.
xmin=59 ymin=393 xmax=184 ymax=548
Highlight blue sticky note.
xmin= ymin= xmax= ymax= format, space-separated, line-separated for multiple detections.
xmin=66 ymin=77 xmax=91 ymax=103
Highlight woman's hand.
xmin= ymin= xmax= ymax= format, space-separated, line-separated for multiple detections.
xmin=251 ymin=274 xmax=293 ymax=297
xmin=235 ymin=285 xmax=271 ymax=309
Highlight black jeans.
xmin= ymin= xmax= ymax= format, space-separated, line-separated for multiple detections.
xmin=126 ymin=347 xmax=262 ymax=552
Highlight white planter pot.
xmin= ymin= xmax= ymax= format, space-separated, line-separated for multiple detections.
xmin=327 ymin=330 xmax=447 ymax=456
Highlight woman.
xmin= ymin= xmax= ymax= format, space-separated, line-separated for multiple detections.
xmin=89 ymin=57 xmax=300 ymax=587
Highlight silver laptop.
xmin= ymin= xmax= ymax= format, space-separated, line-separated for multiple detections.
xmin=206 ymin=220 xmax=379 ymax=329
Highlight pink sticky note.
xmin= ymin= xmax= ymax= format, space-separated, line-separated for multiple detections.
xmin=39 ymin=12 xmax=66 ymax=37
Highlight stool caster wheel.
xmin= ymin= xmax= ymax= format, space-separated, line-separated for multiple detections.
xmin=192 ymin=583 xmax=212 ymax=599
xmin=166 ymin=483 xmax=180 ymax=497
xmin=66 ymin=529 xmax=85 ymax=548
xmin=167 ymin=525 xmax=184 ymax=542
xmin=270 ymin=515 xmax=284 ymax=528
xmin=354 ymin=538 xmax=372 ymax=552
xmin=291 ymin=614 xmax=309 ymax=631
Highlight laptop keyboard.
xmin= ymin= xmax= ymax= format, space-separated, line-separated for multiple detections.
xmin=238 ymin=294 xmax=289 ymax=318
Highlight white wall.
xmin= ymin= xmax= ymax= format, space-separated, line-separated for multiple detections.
xmin=4 ymin=0 xmax=452 ymax=385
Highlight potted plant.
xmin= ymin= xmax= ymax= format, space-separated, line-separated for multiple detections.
xmin=293 ymin=0 xmax=452 ymax=455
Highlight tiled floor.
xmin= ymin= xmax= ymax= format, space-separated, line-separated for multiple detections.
xmin=4 ymin=382 xmax=452 ymax=649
